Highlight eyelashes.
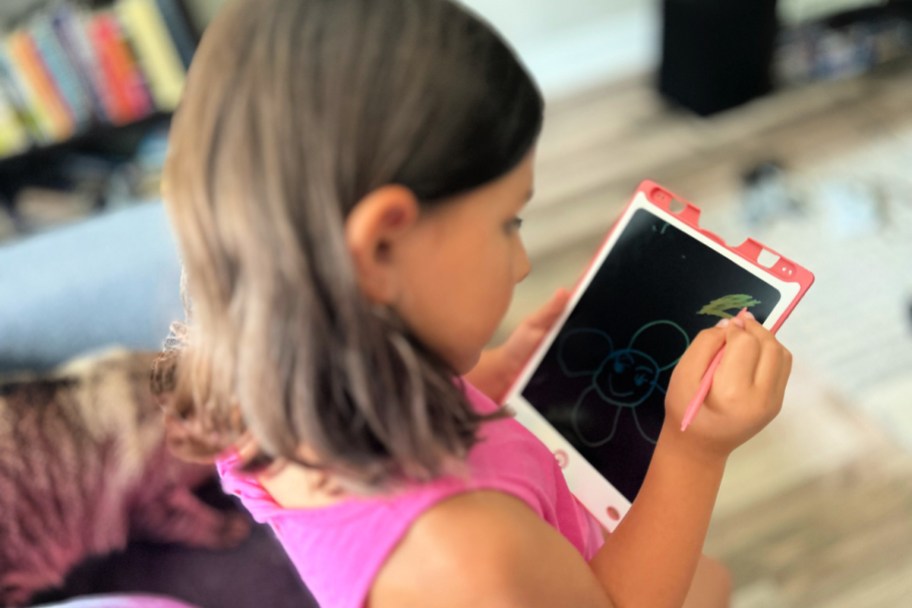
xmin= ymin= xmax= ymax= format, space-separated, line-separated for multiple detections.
xmin=506 ymin=217 xmax=524 ymax=232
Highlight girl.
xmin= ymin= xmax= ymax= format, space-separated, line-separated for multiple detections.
xmin=159 ymin=0 xmax=792 ymax=606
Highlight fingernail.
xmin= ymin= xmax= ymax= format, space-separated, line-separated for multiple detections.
xmin=732 ymin=317 xmax=745 ymax=329
xmin=716 ymin=319 xmax=730 ymax=328
xmin=744 ymin=311 xmax=755 ymax=320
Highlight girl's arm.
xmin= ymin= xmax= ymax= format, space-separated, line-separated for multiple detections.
xmin=590 ymin=314 xmax=791 ymax=606
xmin=379 ymin=310 xmax=788 ymax=607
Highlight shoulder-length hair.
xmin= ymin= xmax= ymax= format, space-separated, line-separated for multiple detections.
xmin=157 ymin=0 xmax=543 ymax=490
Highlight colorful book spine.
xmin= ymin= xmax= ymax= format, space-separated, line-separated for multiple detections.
xmin=13 ymin=29 xmax=75 ymax=139
xmin=116 ymin=0 xmax=186 ymax=111
xmin=57 ymin=6 xmax=119 ymax=123
xmin=29 ymin=13 xmax=92 ymax=130
xmin=0 ymin=86 xmax=30 ymax=157
xmin=88 ymin=12 xmax=152 ymax=124
xmin=47 ymin=3 xmax=109 ymax=124
xmin=5 ymin=30 xmax=73 ymax=140
xmin=154 ymin=0 xmax=197 ymax=68
xmin=0 ymin=47 xmax=45 ymax=143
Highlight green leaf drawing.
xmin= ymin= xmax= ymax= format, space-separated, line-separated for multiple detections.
xmin=697 ymin=295 xmax=761 ymax=319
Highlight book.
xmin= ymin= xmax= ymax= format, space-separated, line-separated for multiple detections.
xmin=115 ymin=0 xmax=186 ymax=111
xmin=0 ymin=86 xmax=30 ymax=157
xmin=87 ymin=11 xmax=153 ymax=124
xmin=0 ymin=47 xmax=45 ymax=143
xmin=5 ymin=30 xmax=73 ymax=140
xmin=29 ymin=11 xmax=93 ymax=130
xmin=54 ymin=5 xmax=119 ymax=123
xmin=12 ymin=28 xmax=75 ymax=139
xmin=154 ymin=0 xmax=197 ymax=68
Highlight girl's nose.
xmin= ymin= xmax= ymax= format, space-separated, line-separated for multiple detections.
xmin=514 ymin=241 xmax=531 ymax=283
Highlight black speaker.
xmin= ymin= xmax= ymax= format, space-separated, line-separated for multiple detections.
xmin=659 ymin=0 xmax=779 ymax=116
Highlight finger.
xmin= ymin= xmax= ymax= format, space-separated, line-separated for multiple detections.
xmin=714 ymin=323 xmax=762 ymax=389
xmin=524 ymin=288 xmax=571 ymax=332
xmin=773 ymin=345 xmax=793 ymax=404
xmin=739 ymin=313 xmax=777 ymax=347
xmin=752 ymin=339 xmax=784 ymax=391
xmin=676 ymin=325 xmax=728 ymax=381
xmin=501 ymin=289 xmax=571 ymax=367
xmin=738 ymin=315 xmax=785 ymax=387
xmin=755 ymin=344 xmax=790 ymax=420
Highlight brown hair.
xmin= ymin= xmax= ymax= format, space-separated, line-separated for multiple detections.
xmin=158 ymin=0 xmax=544 ymax=489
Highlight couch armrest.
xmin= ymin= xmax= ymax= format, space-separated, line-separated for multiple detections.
xmin=0 ymin=201 xmax=183 ymax=373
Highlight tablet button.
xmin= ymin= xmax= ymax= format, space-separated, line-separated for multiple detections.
xmin=553 ymin=449 xmax=569 ymax=469
xmin=606 ymin=507 xmax=621 ymax=522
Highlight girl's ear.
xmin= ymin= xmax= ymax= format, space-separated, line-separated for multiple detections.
xmin=345 ymin=185 xmax=420 ymax=304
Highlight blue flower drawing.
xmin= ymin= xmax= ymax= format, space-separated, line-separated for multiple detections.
xmin=558 ymin=320 xmax=690 ymax=447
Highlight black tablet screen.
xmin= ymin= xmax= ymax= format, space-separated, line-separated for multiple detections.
xmin=520 ymin=208 xmax=782 ymax=501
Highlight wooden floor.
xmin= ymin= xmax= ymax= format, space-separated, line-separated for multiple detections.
xmin=500 ymin=60 xmax=912 ymax=607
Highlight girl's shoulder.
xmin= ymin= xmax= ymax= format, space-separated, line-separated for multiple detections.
xmin=368 ymin=488 xmax=611 ymax=608
xmin=217 ymin=381 xmax=604 ymax=607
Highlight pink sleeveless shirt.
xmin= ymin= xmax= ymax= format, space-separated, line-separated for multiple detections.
xmin=217 ymin=381 xmax=605 ymax=608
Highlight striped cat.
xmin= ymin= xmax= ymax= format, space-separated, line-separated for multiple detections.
xmin=0 ymin=350 xmax=249 ymax=607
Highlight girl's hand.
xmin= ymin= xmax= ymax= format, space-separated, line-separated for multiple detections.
xmin=466 ymin=289 xmax=571 ymax=403
xmin=662 ymin=311 xmax=792 ymax=461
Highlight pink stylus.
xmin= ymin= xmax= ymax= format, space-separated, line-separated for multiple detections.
xmin=680 ymin=308 xmax=748 ymax=431
xmin=680 ymin=348 xmax=724 ymax=431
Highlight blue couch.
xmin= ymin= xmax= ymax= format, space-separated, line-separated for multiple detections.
xmin=0 ymin=201 xmax=183 ymax=373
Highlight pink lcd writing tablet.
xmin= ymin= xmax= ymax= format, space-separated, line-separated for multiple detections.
xmin=504 ymin=180 xmax=814 ymax=531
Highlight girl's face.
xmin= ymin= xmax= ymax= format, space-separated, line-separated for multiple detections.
xmin=394 ymin=152 xmax=535 ymax=373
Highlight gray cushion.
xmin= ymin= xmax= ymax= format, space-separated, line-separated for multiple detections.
xmin=0 ymin=201 xmax=183 ymax=373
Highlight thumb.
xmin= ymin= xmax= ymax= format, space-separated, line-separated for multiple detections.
xmin=524 ymin=288 xmax=571 ymax=332
xmin=500 ymin=289 xmax=571 ymax=370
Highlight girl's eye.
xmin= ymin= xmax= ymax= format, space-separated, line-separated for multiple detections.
xmin=505 ymin=217 xmax=524 ymax=233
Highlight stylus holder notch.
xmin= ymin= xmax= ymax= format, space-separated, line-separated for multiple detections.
xmin=736 ymin=238 xmax=797 ymax=280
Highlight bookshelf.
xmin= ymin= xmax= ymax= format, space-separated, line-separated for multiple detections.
xmin=0 ymin=0 xmax=199 ymax=239
xmin=776 ymin=1 xmax=912 ymax=85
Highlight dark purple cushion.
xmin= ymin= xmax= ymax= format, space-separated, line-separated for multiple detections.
xmin=31 ymin=480 xmax=320 ymax=608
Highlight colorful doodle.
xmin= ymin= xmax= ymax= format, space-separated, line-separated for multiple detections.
xmin=558 ymin=320 xmax=690 ymax=446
